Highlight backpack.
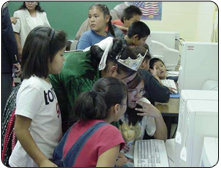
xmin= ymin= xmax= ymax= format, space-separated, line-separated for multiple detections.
xmin=52 ymin=121 xmax=107 ymax=167
xmin=2 ymin=84 xmax=20 ymax=166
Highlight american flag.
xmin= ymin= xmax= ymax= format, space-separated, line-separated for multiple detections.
xmin=133 ymin=1 xmax=159 ymax=17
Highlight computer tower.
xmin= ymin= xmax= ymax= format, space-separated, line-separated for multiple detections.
xmin=178 ymin=42 xmax=218 ymax=91
xmin=179 ymin=100 xmax=218 ymax=167
xmin=174 ymin=90 xmax=218 ymax=167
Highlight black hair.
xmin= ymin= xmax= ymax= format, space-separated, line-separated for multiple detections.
xmin=130 ymin=46 xmax=152 ymax=62
xmin=107 ymin=38 xmax=138 ymax=77
xmin=127 ymin=72 xmax=142 ymax=90
xmin=18 ymin=2 xmax=44 ymax=12
xmin=127 ymin=21 xmax=150 ymax=40
xmin=126 ymin=73 xmax=143 ymax=126
xmin=21 ymin=26 xmax=67 ymax=79
xmin=72 ymin=77 xmax=127 ymax=122
xmin=149 ymin=57 xmax=164 ymax=69
xmin=65 ymin=40 xmax=72 ymax=51
xmin=90 ymin=38 xmax=138 ymax=78
xmin=121 ymin=5 xmax=142 ymax=23
xmin=89 ymin=4 xmax=115 ymax=37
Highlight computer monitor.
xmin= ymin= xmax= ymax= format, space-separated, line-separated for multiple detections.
xmin=178 ymin=42 xmax=218 ymax=92
xmin=146 ymin=31 xmax=180 ymax=50
xmin=199 ymin=137 xmax=218 ymax=167
xmin=176 ymin=100 xmax=218 ymax=167
xmin=148 ymin=40 xmax=180 ymax=71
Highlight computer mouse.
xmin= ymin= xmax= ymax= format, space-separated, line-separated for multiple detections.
xmin=139 ymin=97 xmax=151 ymax=104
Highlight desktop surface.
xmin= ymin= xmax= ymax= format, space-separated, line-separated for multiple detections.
xmin=155 ymin=98 xmax=179 ymax=116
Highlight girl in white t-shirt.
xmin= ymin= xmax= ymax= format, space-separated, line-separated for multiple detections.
xmin=9 ymin=26 xmax=67 ymax=167
xmin=119 ymin=73 xmax=167 ymax=166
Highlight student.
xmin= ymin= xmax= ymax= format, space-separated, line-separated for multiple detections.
xmin=149 ymin=57 xmax=178 ymax=81
xmin=12 ymin=2 xmax=50 ymax=58
xmin=49 ymin=37 xmax=143 ymax=132
xmin=76 ymin=4 xmax=115 ymax=50
xmin=72 ymin=3 xmax=128 ymax=48
xmin=53 ymin=77 xmax=127 ymax=167
xmin=149 ymin=57 xmax=178 ymax=93
xmin=122 ymin=21 xmax=150 ymax=47
xmin=8 ymin=26 xmax=67 ymax=167
xmin=129 ymin=46 xmax=170 ymax=105
xmin=112 ymin=5 xmax=142 ymax=35
xmin=119 ymin=73 xmax=167 ymax=165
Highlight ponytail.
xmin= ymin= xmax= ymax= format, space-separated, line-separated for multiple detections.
xmin=72 ymin=90 xmax=107 ymax=122
xmin=108 ymin=16 xmax=115 ymax=37
xmin=71 ymin=77 xmax=127 ymax=123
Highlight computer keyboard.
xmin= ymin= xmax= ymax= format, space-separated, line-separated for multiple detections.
xmin=161 ymin=79 xmax=178 ymax=93
xmin=134 ymin=139 xmax=169 ymax=167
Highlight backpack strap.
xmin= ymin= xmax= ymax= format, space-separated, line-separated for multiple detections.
xmin=52 ymin=125 xmax=73 ymax=166
xmin=64 ymin=121 xmax=107 ymax=167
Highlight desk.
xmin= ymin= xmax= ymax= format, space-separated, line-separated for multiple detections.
xmin=155 ymin=98 xmax=180 ymax=138
xmin=155 ymin=98 xmax=180 ymax=116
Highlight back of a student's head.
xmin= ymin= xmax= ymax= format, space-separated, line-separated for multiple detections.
xmin=21 ymin=26 xmax=67 ymax=79
xmin=72 ymin=77 xmax=127 ymax=122
xmin=130 ymin=46 xmax=152 ymax=70
xmin=121 ymin=5 xmax=142 ymax=23
xmin=130 ymin=46 xmax=151 ymax=61
xmin=127 ymin=21 xmax=150 ymax=39
xmin=90 ymin=38 xmax=138 ymax=78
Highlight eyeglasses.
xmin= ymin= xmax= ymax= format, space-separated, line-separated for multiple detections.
xmin=128 ymin=89 xmax=145 ymax=96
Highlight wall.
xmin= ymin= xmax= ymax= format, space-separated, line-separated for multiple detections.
xmin=8 ymin=1 xmax=216 ymax=42
xmin=8 ymin=1 xmax=123 ymax=40
xmin=142 ymin=2 xmax=216 ymax=42
xmin=196 ymin=2 xmax=216 ymax=42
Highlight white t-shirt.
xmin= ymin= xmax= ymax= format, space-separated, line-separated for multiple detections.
xmin=9 ymin=76 xmax=62 ymax=167
xmin=119 ymin=115 xmax=156 ymax=159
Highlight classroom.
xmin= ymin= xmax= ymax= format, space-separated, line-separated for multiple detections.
xmin=2 ymin=1 xmax=218 ymax=168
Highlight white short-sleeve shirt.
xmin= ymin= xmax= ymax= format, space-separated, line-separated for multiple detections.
xmin=9 ymin=76 xmax=62 ymax=167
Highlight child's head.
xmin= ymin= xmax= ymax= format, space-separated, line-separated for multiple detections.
xmin=89 ymin=4 xmax=115 ymax=36
xmin=127 ymin=21 xmax=150 ymax=46
xmin=121 ymin=5 xmax=142 ymax=27
xmin=90 ymin=38 xmax=140 ymax=84
xmin=127 ymin=73 xmax=145 ymax=109
xmin=149 ymin=58 xmax=167 ymax=79
xmin=73 ymin=77 xmax=127 ymax=123
xmin=21 ymin=26 xmax=67 ymax=79
xmin=130 ymin=46 xmax=152 ymax=70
